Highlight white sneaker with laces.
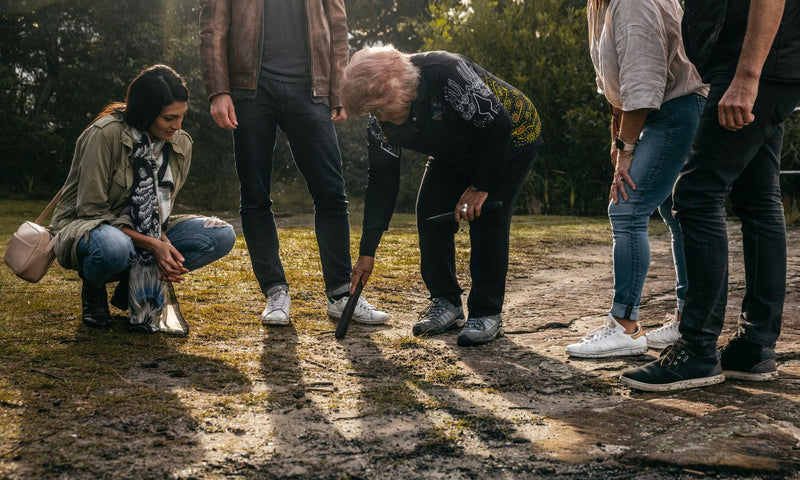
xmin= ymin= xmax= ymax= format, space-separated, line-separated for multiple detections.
xmin=261 ymin=287 xmax=290 ymax=326
xmin=645 ymin=309 xmax=680 ymax=350
xmin=327 ymin=295 xmax=389 ymax=325
xmin=565 ymin=314 xmax=648 ymax=358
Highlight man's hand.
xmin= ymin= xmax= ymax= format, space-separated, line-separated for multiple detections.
xmin=718 ymin=0 xmax=786 ymax=131
xmin=351 ymin=255 xmax=374 ymax=294
xmin=718 ymin=77 xmax=758 ymax=131
xmin=210 ymin=93 xmax=238 ymax=130
xmin=455 ymin=188 xmax=489 ymax=223
xmin=331 ymin=106 xmax=347 ymax=123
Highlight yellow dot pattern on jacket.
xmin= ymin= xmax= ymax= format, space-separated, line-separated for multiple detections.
xmin=483 ymin=76 xmax=542 ymax=148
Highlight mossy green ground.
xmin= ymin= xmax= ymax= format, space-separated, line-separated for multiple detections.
xmin=5 ymin=200 xmax=797 ymax=480
xmin=0 ymin=200 xmax=610 ymax=478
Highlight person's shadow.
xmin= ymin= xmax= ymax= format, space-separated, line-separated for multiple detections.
xmin=0 ymin=304 xmax=251 ymax=479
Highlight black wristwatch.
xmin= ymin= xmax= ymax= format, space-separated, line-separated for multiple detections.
xmin=615 ymin=137 xmax=637 ymax=153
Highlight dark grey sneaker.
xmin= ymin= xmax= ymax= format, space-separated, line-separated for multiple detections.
xmin=457 ymin=314 xmax=504 ymax=347
xmin=412 ymin=298 xmax=465 ymax=336
xmin=620 ymin=340 xmax=724 ymax=392
xmin=720 ymin=336 xmax=778 ymax=381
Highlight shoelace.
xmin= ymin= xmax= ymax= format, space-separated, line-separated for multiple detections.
xmin=658 ymin=343 xmax=687 ymax=367
xmin=268 ymin=291 xmax=289 ymax=313
xmin=650 ymin=319 xmax=678 ymax=335
xmin=464 ymin=317 xmax=485 ymax=330
xmin=583 ymin=317 xmax=615 ymax=341
xmin=419 ymin=299 xmax=449 ymax=321
xmin=354 ymin=296 xmax=375 ymax=313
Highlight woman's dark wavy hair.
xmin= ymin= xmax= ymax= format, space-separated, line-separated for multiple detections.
xmin=93 ymin=64 xmax=189 ymax=131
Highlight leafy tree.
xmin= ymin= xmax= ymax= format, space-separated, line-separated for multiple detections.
xmin=347 ymin=0 xmax=429 ymax=51
xmin=0 ymin=0 xmax=240 ymax=208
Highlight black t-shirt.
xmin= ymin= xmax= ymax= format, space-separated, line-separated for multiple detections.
xmin=260 ymin=0 xmax=310 ymax=82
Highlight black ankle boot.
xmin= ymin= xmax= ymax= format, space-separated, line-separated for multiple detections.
xmin=110 ymin=275 xmax=129 ymax=311
xmin=81 ymin=280 xmax=111 ymax=329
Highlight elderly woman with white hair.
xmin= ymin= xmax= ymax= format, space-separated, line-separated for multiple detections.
xmin=342 ymin=46 xmax=543 ymax=346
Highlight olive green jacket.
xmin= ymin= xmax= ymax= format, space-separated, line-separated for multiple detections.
xmin=49 ymin=114 xmax=193 ymax=271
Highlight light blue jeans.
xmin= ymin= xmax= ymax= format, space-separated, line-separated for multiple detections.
xmin=609 ymin=93 xmax=705 ymax=321
xmin=76 ymin=217 xmax=236 ymax=288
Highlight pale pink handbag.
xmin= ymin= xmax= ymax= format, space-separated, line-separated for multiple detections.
xmin=4 ymin=189 xmax=63 ymax=283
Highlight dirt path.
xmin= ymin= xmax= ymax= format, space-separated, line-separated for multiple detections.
xmin=3 ymin=220 xmax=798 ymax=479
xmin=172 ymin=223 xmax=800 ymax=479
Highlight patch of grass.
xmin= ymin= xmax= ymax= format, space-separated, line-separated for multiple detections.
xmin=0 ymin=199 xmax=618 ymax=477
xmin=360 ymin=383 xmax=422 ymax=413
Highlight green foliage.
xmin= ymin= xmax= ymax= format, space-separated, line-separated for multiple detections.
xmin=0 ymin=0 xmax=239 ymax=208
xmin=419 ymin=0 xmax=610 ymax=214
xmin=346 ymin=0 xmax=430 ymax=51
xmin=3 ymin=0 xmax=797 ymax=216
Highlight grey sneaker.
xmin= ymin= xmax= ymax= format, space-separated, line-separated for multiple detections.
xmin=457 ymin=314 xmax=504 ymax=347
xmin=261 ymin=286 xmax=290 ymax=326
xmin=412 ymin=298 xmax=465 ymax=336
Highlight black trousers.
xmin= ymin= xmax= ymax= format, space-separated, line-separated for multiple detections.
xmin=415 ymin=138 xmax=542 ymax=318
xmin=674 ymin=77 xmax=800 ymax=354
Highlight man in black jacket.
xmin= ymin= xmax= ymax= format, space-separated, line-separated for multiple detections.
xmin=621 ymin=0 xmax=800 ymax=392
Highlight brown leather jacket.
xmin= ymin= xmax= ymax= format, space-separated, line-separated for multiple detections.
xmin=199 ymin=0 xmax=349 ymax=107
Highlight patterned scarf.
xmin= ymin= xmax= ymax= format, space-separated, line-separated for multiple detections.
xmin=123 ymin=130 xmax=188 ymax=335
xmin=127 ymin=132 xmax=170 ymax=332
xmin=129 ymin=132 xmax=164 ymax=263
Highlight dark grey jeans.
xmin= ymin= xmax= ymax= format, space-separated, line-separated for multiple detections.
xmin=232 ymin=77 xmax=351 ymax=297
xmin=415 ymin=138 xmax=542 ymax=318
xmin=674 ymin=77 xmax=800 ymax=354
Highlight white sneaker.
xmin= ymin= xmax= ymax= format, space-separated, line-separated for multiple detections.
xmin=565 ymin=314 xmax=648 ymax=358
xmin=327 ymin=295 xmax=389 ymax=325
xmin=646 ymin=309 xmax=680 ymax=350
xmin=261 ymin=287 xmax=290 ymax=326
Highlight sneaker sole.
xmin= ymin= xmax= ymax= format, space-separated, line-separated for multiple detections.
xmin=619 ymin=372 xmax=725 ymax=392
xmin=262 ymin=315 xmax=290 ymax=326
xmin=646 ymin=340 xmax=675 ymax=350
xmin=566 ymin=345 xmax=648 ymax=358
xmin=723 ymin=370 xmax=778 ymax=381
xmin=457 ymin=326 xmax=504 ymax=347
xmin=327 ymin=313 xmax=387 ymax=325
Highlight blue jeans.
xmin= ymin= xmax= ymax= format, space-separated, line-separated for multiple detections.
xmin=76 ymin=217 xmax=236 ymax=288
xmin=674 ymin=78 xmax=800 ymax=355
xmin=232 ymin=77 xmax=351 ymax=297
xmin=608 ymin=94 xmax=705 ymax=321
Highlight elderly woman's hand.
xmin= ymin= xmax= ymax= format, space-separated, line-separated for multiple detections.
xmin=455 ymin=187 xmax=489 ymax=223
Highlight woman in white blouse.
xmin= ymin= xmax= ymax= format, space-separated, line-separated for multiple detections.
xmin=566 ymin=0 xmax=708 ymax=358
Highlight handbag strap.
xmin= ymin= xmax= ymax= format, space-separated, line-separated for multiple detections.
xmin=34 ymin=187 xmax=65 ymax=225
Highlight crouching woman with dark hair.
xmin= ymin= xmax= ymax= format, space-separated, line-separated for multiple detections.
xmin=49 ymin=64 xmax=236 ymax=331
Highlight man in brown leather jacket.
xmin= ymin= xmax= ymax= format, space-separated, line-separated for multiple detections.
xmin=199 ymin=0 xmax=388 ymax=327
